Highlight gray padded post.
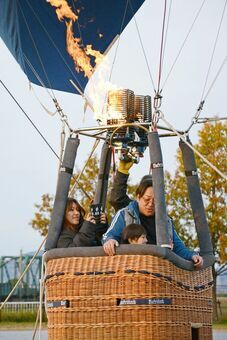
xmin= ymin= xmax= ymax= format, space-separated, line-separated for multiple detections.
xmin=179 ymin=139 xmax=213 ymax=256
xmin=93 ymin=141 xmax=112 ymax=209
xmin=45 ymin=137 xmax=80 ymax=250
xmin=148 ymin=132 xmax=170 ymax=246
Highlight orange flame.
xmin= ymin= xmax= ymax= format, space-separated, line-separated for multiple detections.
xmin=47 ymin=0 xmax=122 ymax=123
xmin=66 ymin=20 xmax=93 ymax=78
xmin=47 ymin=0 xmax=104 ymax=78
xmin=47 ymin=0 xmax=77 ymax=21
xmin=85 ymin=45 xmax=104 ymax=69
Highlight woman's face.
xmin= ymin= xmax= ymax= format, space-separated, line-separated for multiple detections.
xmin=65 ymin=202 xmax=80 ymax=227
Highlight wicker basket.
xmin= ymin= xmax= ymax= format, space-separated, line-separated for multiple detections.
xmin=45 ymin=255 xmax=213 ymax=340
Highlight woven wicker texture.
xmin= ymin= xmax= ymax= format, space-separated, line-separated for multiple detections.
xmin=45 ymin=255 xmax=213 ymax=339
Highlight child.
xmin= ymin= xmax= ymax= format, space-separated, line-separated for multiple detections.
xmin=121 ymin=224 xmax=148 ymax=245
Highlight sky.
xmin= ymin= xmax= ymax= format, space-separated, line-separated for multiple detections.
xmin=0 ymin=0 xmax=226 ymax=256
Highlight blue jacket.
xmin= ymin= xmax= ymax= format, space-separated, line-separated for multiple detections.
xmin=102 ymin=200 xmax=196 ymax=261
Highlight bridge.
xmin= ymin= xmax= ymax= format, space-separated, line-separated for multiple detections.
xmin=0 ymin=252 xmax=42 ymax=302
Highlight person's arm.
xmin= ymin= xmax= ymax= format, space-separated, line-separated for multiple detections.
xmin=57 ymin=219 xmax=97 ymax=248
xmin=57 ymin=230 xmax=74 ymax=248
xmin=109 ymin=160 xmax=133 ymax=211
xmin=71 ymin=220 xmax=97 ymax=247
xmin=172 ymin=228 xmax=203 ymax=267
xmin=172 ymin=229 xmax=195 ymax=261
xmin=102 ymin=209 xmax=126 ymax=255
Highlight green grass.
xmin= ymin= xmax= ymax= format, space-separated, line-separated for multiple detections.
xmin=0 ymin=310 xmax=47 ymax=330
xmin=0 ymin=310 xmax=47 ymax=323
xmin=213 ymin=297 xmax=227 ymax=329
xmin=1 ymin=311 xmax=37 ymax=322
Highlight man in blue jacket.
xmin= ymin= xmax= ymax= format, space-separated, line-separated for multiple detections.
xmin=102 ymin=161 xmax=203 ymax=268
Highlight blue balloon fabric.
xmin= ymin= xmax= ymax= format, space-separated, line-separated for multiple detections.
xmin=0 ymin=0 xmax=145 ymax=94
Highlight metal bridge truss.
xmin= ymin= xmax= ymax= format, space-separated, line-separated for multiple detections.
xmin=0 ymin=253 xmax=42 ymax=301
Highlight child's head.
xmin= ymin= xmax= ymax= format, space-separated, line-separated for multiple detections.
xmin=121 ymin=224 xmax=148 ymax=245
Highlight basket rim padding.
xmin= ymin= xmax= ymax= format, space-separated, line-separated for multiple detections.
xmin=43 ymin=244 xmax=215 ymax=271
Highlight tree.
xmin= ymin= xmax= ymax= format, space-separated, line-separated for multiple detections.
xmin=31 ymin=155 xmax=100 ymax=236
xmin=31 ymin=194 xmax=54 ymax=237
xmin=165 ymin=121 xmax=227 ymax=320
xmin=31 ymin=154 xmax=138 ymax=236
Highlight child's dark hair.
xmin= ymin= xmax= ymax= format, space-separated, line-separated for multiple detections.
xmin=121 ymin=224 xmax=147 ymax=244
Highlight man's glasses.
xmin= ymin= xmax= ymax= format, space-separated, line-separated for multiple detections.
xmin=141 ymin=197 xmax=154 ymax=205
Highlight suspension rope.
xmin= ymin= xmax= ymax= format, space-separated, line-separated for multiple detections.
xmin=187 ymin=56 xmax=227 ymax=132
xmin=156 ymin=0 xmax=167 ymax=93
xmin=21 ymin=0 xmax=90 ymax=132
xmin=70 ymin=79 xmax=95 ymax=112
xmin=195 ymin=117 xmax=227 ymax=124
xmin=31 ymin=253 xmax=45 ymax=340
xmin=161 ymin=0 xmax=172 ymax=73
xmin=21 ymin=14 xmax=74 ymax=132
xmin=1 ymin=81 xmax=93 ymax=202
xmin=161 ymin=0 xmax=207 ymax=90
xmin=18 ymin=1 xmax=55 ymax=98
xmin=0 ymin=236 xmax=47 ymax=310
xmin=94 ymin=0 xmax=131 ymax=120
xmin=24 ymin=0 xmax=84 ymax=94
xmin=38 ymin=254 xmax=45 ymax=340
xmin=26 ymin=62 xmax=73 ymax=132
xmin=29 ymin=83 xmax=57 ymax=117
xmin=202 ymin=56 xmax=227 ymax=102
xmin=69 ymin=138 xmax=100 ymax=198
xmin=26 ymin=57 xmax=73 ymax=132
xmin=200 ymin=0 xmax=227 ymax=101
xmin=71 ymin=0 xmax=101 ymax=114
xmin=159 ymin=112 xmax=227 ymax=180
xmin=58 ymin=125 xmax=66 ymax=176
xmin=70 ymin=1 xmax=110 ymax=121
xmin=53 ymin=99 xmax=73 ymax=132
xmin=108 ymin=0 xmax=130 ymax=83
xmin=32 ymin=302 xmax=40 ymax=340
xmin=1 ymin=80 xmax=60 ymax=160
xmin=152 ymin=0 xmax=168 ymax=124
xmin=187 ymin=1 xmax=227 ymax=133
xmin=129 ymin=0 xmax=156 ymax=91
xmin=24 ymin=56 xmax=55 ymax=102
xmin=152 ymin=107 xmax=162 ymax=132
xmin=60 ymin=127 xmax=66 ymax=163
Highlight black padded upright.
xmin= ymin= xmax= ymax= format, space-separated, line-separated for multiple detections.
xmin=93 ymin=141 xmax=112 ymax=209
xmin=148 ymin=131 xmax=170 ymax=247
xmin=179 ymin=139 xmax=213 ymax=256
xmin=45 ymin=137 xmax=80 ymax=250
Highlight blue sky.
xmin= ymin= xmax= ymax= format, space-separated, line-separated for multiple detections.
xmin=0 ymin=0 xmax=226 ymax=256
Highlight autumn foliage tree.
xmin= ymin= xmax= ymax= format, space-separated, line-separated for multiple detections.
xmin=165 ymin=121 xmax=227 ymax=319
xmin=31 ymin=193 xmax=54 ymax=237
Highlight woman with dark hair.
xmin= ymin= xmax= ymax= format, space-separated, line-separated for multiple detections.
xmin=57 ymin=198 xmax=107 ymax=248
